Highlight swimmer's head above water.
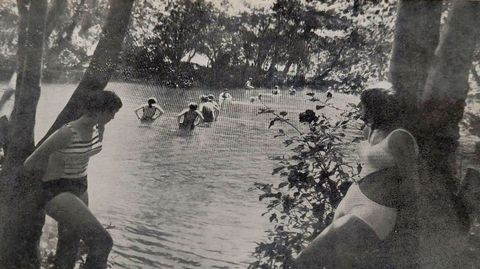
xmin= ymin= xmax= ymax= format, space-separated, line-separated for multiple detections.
xmin=147 ymin=97 xmax=157 ymax=106
xmin=200 ymin=96 xmax=209 ymax=102
xmin=189 ymin=102 xmax=198 ymax=110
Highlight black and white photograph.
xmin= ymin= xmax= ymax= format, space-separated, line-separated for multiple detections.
xmin=1 ymin=0 xmax=480 ymax=268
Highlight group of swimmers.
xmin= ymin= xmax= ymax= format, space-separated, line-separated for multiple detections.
xmin=135 ymin=91 xmax=233 ymax=131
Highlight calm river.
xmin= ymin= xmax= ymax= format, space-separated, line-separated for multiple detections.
xmin=30 ymin=82 xmax=358 ymax=269
xmin=7 ymin=81 xmax=478 ymax=268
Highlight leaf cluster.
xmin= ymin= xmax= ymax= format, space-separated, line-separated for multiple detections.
xmin=251 ymin=93 xmax=362 ymax=268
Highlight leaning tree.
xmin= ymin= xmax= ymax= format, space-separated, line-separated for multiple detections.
xmin=0 ymin=0 xmax=134 ymax=268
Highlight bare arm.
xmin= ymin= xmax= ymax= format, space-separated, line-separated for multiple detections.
xmin=97 ymin=124 xmax=105 ymax=142
xmin=23 ymin=126 xmax=73 ymax=176
xmin=194 ymin=111 xmax=204 ymax=126
xmin=177 ymin=109 xmax=187 ymax=123
xmin=196 ymin=110 xmax=204 ymax=121
xmin=134 ymin=105 xmax=144 ymax=119
xmin=213 ymin=105 xmax=220 ymax=121
xmin=152 ymin=105 xmax=165 ymax=120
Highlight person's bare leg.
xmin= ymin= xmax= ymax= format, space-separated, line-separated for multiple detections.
xmin=294 ymin=215 xmax=384 ymax=269
xmin=46 ymin=192 xmax=112 ymax=269
xmin=51 ymin=192 xmax=89 ymax=269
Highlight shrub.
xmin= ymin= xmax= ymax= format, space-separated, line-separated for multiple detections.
xmin=250 ymin=93 xmax=363 ymax=268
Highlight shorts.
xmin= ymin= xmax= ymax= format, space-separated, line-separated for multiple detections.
xmin=42 ymin=177 xmax=88 ymax=202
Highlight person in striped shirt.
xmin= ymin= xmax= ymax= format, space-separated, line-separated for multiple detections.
xmin=23 ymin=91 xmax=122 ymax=269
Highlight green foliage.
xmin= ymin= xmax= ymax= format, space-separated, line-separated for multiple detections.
xmin=0 ymin=0 xmax=18 ymax=76
xmin=118 ymin=0 xmax=397 ymax=89
xmin=45 ymin=0 xmax=109 ymax=71
xmin=0 ymin=0 xmax=397 ymax=88
xmin=250 ymin=93 xmax=362 ymax=268
xmin=151 ymin=0 xmax=213 ymax=66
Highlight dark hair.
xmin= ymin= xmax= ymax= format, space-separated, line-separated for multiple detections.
xmin=148 ymin=98 xmax=156 ymax=105
xmin=83 ymin=91 xmax=122 ymax=115
xmin=360 ymin=87 xmax=400 ymax=131
xmin=189 ymin=103 xmax=198 ymax=110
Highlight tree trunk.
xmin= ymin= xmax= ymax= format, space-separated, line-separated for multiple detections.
xmin=39 ymin=0 xmax=135 ymax=145
xmin=45 ymin=0 xmax=87 ymax=72
xmin=0 ymin=0 xmax=48 ymax=268
xmin=79 ymin=0 xmax=98 ymax=35
xmin=421 ymin=0 xmax=480 ymax=177
xmin=471 ymin=64 xmax=480 ymax=89
xmin=390 ymin=0 xmax=442 ymax=132
xmin=0 ymin=1 xmax=133 ymax=268
xmin=45 ymin=0 xmax=67 ymax=41
xmin=283 ymin=58 xmax=293 ymax=76
xmin=11 ymin=0 xmax=30 ymax=125
xmin=390 ymin=1 xmax=480 ymax=268
xmin=5 ymin=0 xmax=48 ymax=172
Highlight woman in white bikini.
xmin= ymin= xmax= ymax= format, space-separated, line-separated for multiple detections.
xmin=294 ymin=87 xmax=419 ymax=268
xmin=23 ymin=91 xmax=122 ymax=269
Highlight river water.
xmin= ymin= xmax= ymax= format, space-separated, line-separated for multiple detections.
xmin=30 ymin=82 xmax=358 ymax=269
xmin=2 ymin=81 xmax=478 ymax=268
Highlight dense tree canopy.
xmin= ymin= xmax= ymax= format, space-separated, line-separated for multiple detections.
xmin=0 ymin=0 xmax=397 ymax=89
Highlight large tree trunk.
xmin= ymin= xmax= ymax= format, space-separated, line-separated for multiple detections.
xmin=418 ymin=3 xmax=480 ymax=267
xmin=0 ymin=0 xmax=48 ymax=268
xmin=390 ymin=0 xmax=442 ymax=132
xmin=421 ymin=1 xmax=480 ymax=173
xmin=45 ymin=0 xmax=87 ymax=72
xmin=45 ymin=0 xmax=67 ymax=41
xmin=5 ymin=0 xmax=48 ymax=172
xmin=0 ymin=1 xmax=134 ymax=268
xmin=390 ymin=1 xmax=480 ymax=268
xmin=39 ymin=0 xmax=134 ymax=145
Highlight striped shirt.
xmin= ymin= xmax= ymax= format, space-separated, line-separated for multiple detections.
xmin=43 ymin=123 xmax=102 ymax=181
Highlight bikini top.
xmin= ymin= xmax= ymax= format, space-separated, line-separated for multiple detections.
xmin=43 ymin=123 xmax=102 ymax=181
xmin=358 ymin=128 xmax=418 ymax=179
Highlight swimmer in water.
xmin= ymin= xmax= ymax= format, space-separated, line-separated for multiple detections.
xmin=177 ymin=102 xmax=204 ymax=131
xmin=245 ymin=78 xmax=254 ymax=89
xmin=134 ymin=97 xmax=164 ymax=123
xmin=289 ymin=86 xmax=296 ymax=95
xmin=207 ymin=94 xmax=220 ymax=120
xmin=219 ymin=89 xmax=233 ymax=109
xmin=198 ymin=96 xmax=217 ymax=124
xmin=272 ymin=85 xmax=279 ymax=95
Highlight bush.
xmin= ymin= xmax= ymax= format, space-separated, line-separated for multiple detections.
xmin=250 ymin=93 xmax=363 ymax=268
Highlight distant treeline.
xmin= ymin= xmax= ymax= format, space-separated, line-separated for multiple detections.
xmin=0 ymin=0 xmax=397 ymax=91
